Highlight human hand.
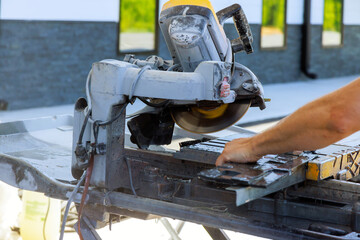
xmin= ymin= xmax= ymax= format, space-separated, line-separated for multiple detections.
xmin=215 ymin=138 xmax=262 ymax=166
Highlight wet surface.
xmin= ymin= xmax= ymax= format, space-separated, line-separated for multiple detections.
xmin=0 ymin=116 xmax=75 ymax=183
xmin=175 ymin=131 xmax=318 ymax=187
xmin=174 ymin=132 xmax=255 ymax=164
xmin=176 ymin=131 xmax=360 ymax=187
xmin=198 ymin=153 xmax=317 ymax=187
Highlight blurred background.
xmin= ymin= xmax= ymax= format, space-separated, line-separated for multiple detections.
xmin=0 ymin=0 xmax=358 ymax=111
xmin=0 ymin=0 xmax=359 ymax=239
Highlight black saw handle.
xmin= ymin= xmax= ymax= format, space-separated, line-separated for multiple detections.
xmin=217 ymin=4 xmax=253 ymax=54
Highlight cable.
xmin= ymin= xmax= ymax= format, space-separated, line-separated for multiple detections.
xmin=43 ymin=197 xmax=50 ymax=240
xmin=125 ymin=158 xmax=137 ymax=196
xmin=85 ymin=69 xmax=93 ymax=111
xmin=77 ymin=109 xmax=91 ymax=145
xmin=96 ymin=103 xmax=128 ymax=127
xmin=92 ymin=103 xmax=136 ymax=197
xmin=91 ymin=103 xmax=128 ymax=148
xmin=92 ymin=103 xmax=128 ymax=147
xmin=77 ymin=153 xmax=95 ymax=240
xmin=129 ymin=65 xmax=152 ymax=100
xmin=59 ymin=172 xmax=86 ymax=240
xmin=75 ymin=101 xmax=127 ymax=239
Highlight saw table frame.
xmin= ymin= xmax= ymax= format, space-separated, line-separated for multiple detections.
xmin=1 ymin=115 xmax=360 ymax=240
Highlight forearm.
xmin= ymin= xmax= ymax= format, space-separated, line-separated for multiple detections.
xmin=216 ymin=77 xmax=360 ymax=166
xmin=251 ymin=102 xmax=345 ymax=156
xmin=250 ymin=84 xmax=360 ymax=156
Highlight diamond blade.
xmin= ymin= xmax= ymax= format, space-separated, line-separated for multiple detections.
xmin=171 ymin=102 xmax=251 ymax=134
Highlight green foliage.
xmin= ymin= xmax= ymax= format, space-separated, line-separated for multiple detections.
xmin=262 ymin=0 xmax=286 ymax=30
xmin=120 ymin=0 xmax=156 ymax=33
xmin=324 ymin=0 xmax=343 ymax=32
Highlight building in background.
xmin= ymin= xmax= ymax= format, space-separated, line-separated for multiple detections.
xmin=0 ymin=0 xmax=359 ymax=110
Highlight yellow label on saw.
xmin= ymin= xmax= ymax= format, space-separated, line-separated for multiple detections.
xmin=162 ymin=0 xmax=217 ymax=18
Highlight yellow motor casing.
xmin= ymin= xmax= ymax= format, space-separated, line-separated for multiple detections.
xmin=162 ymin=0 xmax=218 ymax=20
xmin=162 ymin=0 xmax=214 ymax=9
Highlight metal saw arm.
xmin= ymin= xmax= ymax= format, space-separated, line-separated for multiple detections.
xmin=90 ymin=60 xmax=233 ymax=107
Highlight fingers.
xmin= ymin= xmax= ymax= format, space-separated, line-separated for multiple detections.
xmin=215 ymin=146 xmax=239 ymax=166
xmin=216 ymin=142 xmax=233 ymax=166
xmin=292 ymin=150 xmax=303 ymax=156
xmin=215 ymin=138 xmax=259 ymax=166
xmin=215 ymin=154 xmax=226 ymax=166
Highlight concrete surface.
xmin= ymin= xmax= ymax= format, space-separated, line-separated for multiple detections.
xmin=0 ymin=74 xmax=358 ymax=126
xmin=238 ymin=74 xmax=359 ymax=125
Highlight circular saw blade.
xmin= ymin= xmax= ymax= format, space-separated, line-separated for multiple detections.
xmin=171 ymin=101 xmax=251 ymax=134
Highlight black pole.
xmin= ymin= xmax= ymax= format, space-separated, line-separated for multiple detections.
xmin=301 ymin=0 xmax=317 ymax=79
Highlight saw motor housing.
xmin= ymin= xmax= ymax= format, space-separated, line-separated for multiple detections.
xmin=71 ymin=0 xmax=266 ymax=189
xmin=160 ymin=0 xmax=254 ymax=72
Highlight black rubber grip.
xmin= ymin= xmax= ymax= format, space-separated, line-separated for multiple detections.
xmin=216 ymin=4 xmax=253 ymax=54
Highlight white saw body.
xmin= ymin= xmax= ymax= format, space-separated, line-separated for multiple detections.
xmin=71 ymin=0 xmax=267 ymax=186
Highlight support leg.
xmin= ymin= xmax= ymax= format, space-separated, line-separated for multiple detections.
xmin=203 ymin=226 xmax=230 ymax=240
xmin=167 ymin=220 xmax=185 ymax=240
xmin=160 ymin=218 xmax=182 ymax=240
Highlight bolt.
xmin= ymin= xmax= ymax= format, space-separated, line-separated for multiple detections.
xmin=224 ymin=62 xmax=232 ymax=70
xmin=239 ymin=71 xmax=244 ymax=77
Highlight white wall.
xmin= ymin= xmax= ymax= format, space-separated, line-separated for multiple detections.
xmin=287 ymin=0 xmax=304 ymax=24
xmin=0 ymin=0 xmax=264 ymax=23
xmin=310 ymin=0 xmax=360 ymax=25
xmin=0 ymin=0 xmax=119 ymax=22
xmin=211 ymin=0 xmax=263 ymax=24
xmin=0 ymin=0 xmax=360 ymax=26
xmin=212 ymin=0 xmax=305 ymax=25
xmin=159 ymin=0 xmax=263 ymax=24
xmin=344 ymin=0 xmax=360 ymax=25
xmin=311 ymin=0 xmax=324 ymax=24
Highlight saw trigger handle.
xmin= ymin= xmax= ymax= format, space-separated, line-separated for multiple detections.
xmin=216 ymin=4 xmax=253 ymax=54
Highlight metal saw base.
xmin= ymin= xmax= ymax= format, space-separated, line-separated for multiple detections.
xmin=1 ymin=116 xmax=360 ymax=239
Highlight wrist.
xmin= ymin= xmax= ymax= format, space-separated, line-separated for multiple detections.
xmin=247 ymin=136 xmax=263 ymax=162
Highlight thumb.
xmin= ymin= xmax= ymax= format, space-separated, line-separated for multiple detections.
xmin=215 ymin=154 xmax=226 ymax=166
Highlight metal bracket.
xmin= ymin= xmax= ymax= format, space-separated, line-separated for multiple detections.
xmin=203 ymin=226 xmax=231 ymax=240
xmin=307 ymin=145 xmax=360 ymax=181
xmin=105 ymin=104 xmax=127 ymax=190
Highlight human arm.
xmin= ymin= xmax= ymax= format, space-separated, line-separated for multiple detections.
xmin=216 ymin=77 xmax=360 ymax=166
